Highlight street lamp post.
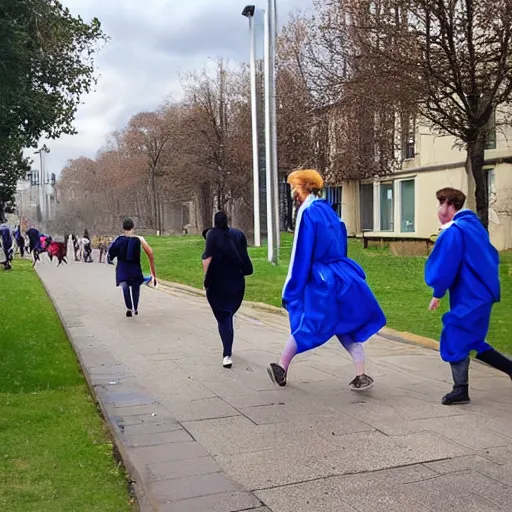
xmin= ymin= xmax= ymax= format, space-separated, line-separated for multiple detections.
xmin=241 ymin=5 xmax=261 ymax=248
xmin=264 ymin=0 xmax=280 ymax=265
xmin=34 ymin=145 xmax=50 ymax=229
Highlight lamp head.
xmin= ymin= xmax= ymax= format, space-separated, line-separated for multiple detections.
xmin=242 ymin=5 xmax=255 ymax=17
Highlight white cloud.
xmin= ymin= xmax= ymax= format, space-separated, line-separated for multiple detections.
xmin=31 ymin=0 xmax=314 ymax=175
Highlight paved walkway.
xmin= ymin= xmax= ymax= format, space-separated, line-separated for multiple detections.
xmin=37 ymin=262 xmax=512 ymax=512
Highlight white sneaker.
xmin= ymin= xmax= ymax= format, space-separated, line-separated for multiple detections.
xmin=223 ymin=356 xmax=233 ymax=368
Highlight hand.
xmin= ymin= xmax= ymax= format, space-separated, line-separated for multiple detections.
xmin=429 ymin=298 xmax=441 ymax=311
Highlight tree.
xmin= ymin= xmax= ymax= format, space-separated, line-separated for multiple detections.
xmin=180 ymin=61 xmax=253 ymax=229
xmin=0 ymin=0 xmax=106 ymax=217
xmin=0 ymin=152 xmax=31 ymax=223
xmin=339 ymin=0 xmax=512 ymax=229
xmin=123 ymin=109 xmax=175 ymax=232
xmin=276 ymin=20 xmax=317 ymax=172
xmin=280 ymin=8 xmax=401 ymax=183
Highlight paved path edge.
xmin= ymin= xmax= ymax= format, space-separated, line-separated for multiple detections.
xmin=38 ymin=272 xmax=151 ymax=512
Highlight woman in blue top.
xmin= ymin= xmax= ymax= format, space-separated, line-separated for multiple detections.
xmin=108 ymin=218 xmax=157 ymax=317
xmin=267 ymin=170 xmax=386 ymax=391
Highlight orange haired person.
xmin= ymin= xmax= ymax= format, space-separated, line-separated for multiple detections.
xmin=267 ymin=170 xmax=386 ymax=390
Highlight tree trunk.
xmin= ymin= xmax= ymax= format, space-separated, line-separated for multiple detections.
xmin=466 ymin=138 xmax=488 ymax=230
xmin=150 ymin=166 xmax=158 ymax=231
xmin=198 ymin=182 xmax=213 ymax=231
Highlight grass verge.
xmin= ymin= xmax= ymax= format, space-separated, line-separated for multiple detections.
xmin=0 ymin=260 xmax=134 ymax=512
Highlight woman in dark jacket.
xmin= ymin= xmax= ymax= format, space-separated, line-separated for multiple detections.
xmin=202 ymin=211 xmax=253 ymax=368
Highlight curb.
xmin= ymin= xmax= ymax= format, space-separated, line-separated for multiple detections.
xmin=158 ymin=280 xmax=441 ymax=349
xmin=36 ymin=270 xmax=150 ymax=512
xmin=379 ymin=327 xmax=440 ymax=351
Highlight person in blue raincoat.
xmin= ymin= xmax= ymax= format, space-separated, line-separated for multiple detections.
xmin=0 ymin=224 xmax=13 ymax=270
xmin=267 ymin=170 xmax=386 ymax=391
xmin=425 ymin=187 xmax=512 ymax=405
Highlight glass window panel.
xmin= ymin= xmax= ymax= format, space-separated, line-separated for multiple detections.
xmin=400 ymin=179 xmax=415 ymax=232
xmin=380 ymin=182 xmax=394 ymax=231
xmin=359 ymin=183 xmax=374 ymax=231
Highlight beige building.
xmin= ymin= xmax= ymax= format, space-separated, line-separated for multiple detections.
xmin=325 ymin=118 xmax=512 ymax=251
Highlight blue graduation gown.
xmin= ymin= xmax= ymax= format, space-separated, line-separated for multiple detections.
xmin=425 ymin=210 xmax=500 ymax=362
xmin=283 ymin=196 xmax=386 ymax=354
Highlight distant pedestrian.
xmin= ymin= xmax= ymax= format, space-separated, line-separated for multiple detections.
xmin=267 ymin=170 xmax=386 ymax=390
xmin=14 ymin=226 xmax=25 ymax=257
xmin=82 ymin=230 xmax=93 ymax=262
xmin=107 ymin=218 xmax=157 ymax=317
xmin=26 ymin=227 xmax=41 ymax=266
xmin=0 ymin=224 xmax=13 ymax=270
xmin=71 ymin=234 xmax=80 ymax=261
xmin=98 ymin=237 xmax=107 ymax=263
xmin=48 ymin=238 xmax=68 ymax=266
xmin=202 ymin=211 xmax=253 ymax=368
xmin=425 ymin=187 xmax=512 ymax=405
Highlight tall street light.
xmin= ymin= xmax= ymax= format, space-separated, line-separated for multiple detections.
xmin=241 ymin=5 xmax=261 ymax=247
xmin=264 ymin=0 xmax=280 ymax=265
xmin=34 ymin=144 xmax=50 ymax=227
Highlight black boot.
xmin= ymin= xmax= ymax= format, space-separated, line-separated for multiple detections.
xmin=442 ymin=358 xmax=470 ymax=405
xmin=476 ymin=349 xmax=512 ymax=377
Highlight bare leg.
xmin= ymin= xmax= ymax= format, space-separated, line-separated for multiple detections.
xmin=268 ymin=334 xmax=297 ymax=387
xmin=338 ymin=338 xmax=366 ymax=376
xmin=279 ymin=334 xmax=298 ymax=371
xmin=338 ymin=337 xmax=373 ymax=390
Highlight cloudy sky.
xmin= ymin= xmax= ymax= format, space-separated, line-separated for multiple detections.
xmin=36 ymin=0 xmax=314 ymax=176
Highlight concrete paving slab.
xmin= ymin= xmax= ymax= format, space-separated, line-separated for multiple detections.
xmin=147 ymin=456 xmax=222 ymax=481
xmin=217 ymin=430 xmax=471 ymax=489
xmin=166 ymin=397 xmax=240 ymax=422
xmin=148 ymin=473 xmax=240 ymax=502
xmin=158 ymin=491 xmax=261 ymax=512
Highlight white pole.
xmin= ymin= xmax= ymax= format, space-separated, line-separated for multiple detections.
xmin=264 ymin=7 xmax=274 ymax=263
xmin=249 ymin=15 xmax=261 ymax=247
xmin=269 ymin=0 xmax=280 ymax=264
xmin=38 ymin=151 xmax=44 ymax=227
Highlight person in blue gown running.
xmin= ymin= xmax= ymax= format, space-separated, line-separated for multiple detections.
xmin=425 ymin=187 xmax=512 ymax=405
xmin=267 ymin=170 xmax=386 ymax=391
xmin=107 ymin=218 xmax=157 ymax=317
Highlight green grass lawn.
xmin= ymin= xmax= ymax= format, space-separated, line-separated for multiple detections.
xmin=0 ymin=261 xmax=134 ymax=512
xmin=144 ymin=234 xmax=512 ymax=355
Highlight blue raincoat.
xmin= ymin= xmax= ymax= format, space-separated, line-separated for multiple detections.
xmin=283 ymin=195 xmax=386 ymax=354
xmin=425 ymin=209 xmax=500 ymax=363
xmin=0 ymin=225 xmax=13 ymax=261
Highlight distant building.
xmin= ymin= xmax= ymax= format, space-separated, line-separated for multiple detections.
xmin=319 ymin=110 xmax=512 ymax=251
xmin=14 ymin=169 xmax=56 ymax=231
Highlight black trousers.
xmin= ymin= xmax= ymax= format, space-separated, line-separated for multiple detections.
xmin=211 ymin=308 xmax=235 ymax=357
xmin=207 ymin=286 xmax=244 ymax=358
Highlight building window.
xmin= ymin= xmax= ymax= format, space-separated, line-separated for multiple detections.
xmin=380 ymin=182 xmax=394 ymax=231
xmin=400 ymin=179 xmax=415 ymax=232
xmin=359 ymin=183 xmax=374 ymax=231
xmin=325 ymin=186 xmax=342 ymax=218
xmin=401 ymin=113 xmax=416 ymax=160
xmin=485 ymin=111 xmax=497 ymax=150
xmin=486 ymin=169 xmax=496 ymax=208
xmin=405 ymin=134 xmax=415 ymax=159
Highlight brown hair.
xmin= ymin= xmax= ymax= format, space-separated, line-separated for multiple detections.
xmin=436 ymin=188 xmax=466 ymax=211
xmin=287 ymin=169 xmax=324 ymax=196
